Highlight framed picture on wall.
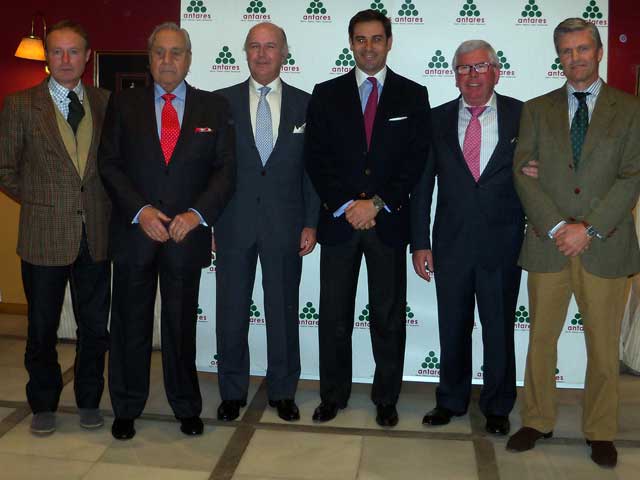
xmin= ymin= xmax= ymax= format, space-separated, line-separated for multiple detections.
xmin=94 ymin=51 xmax=150 ymax=92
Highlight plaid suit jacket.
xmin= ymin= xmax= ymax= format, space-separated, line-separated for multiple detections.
xmin=0 ymin=79 xmax=111 ymax=266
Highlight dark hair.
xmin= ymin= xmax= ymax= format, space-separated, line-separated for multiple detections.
xmin=46 ymin=20 xmax=90 ymax=51
xmin=553 ymin=18 xmax=602 ymax=53
xmin=348 ymin=9 xmax=392 ymax=40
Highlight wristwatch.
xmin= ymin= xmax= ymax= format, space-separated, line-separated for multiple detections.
xmin=582 ymin=221 xmax=597 ymax=238
xmin=371 ymin=195 xmax=385 ymax=212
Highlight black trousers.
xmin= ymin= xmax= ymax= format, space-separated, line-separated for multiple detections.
xmin=22 ymin=230 xmax=110 ymax=413
xmin=434 ymin=262 xmax=521 ymax=417
xmin=108 ymin=256 xmax=202 ymax=420
xmin=318 ymin=229 xmax=407 ymax=406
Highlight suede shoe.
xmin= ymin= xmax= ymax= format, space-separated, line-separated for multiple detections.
xmin=111 ymin=418 xmax=135 ymax=440
xmin=30 ymin=412 xmax=56 ymax=435
xmin=79 ymin=408 xmax=104 ymax=429
xmin=587 ymin=440 xmax=617 ymax=468
xmin=269 ymin=399 xmax=300 ymax=421
xmin=217 ymin=400 xmax=246 ymax=421
xmin=422 ymin=406 xmax=464 ymax=426
xmin=180 ymin=416 xmax=204 ymax=436
xmin=485 ymin=415 xmax=510 ymax=436
xmin=376 ymin=404 xmax=399 ymax=427
xmin=506 ymin=427 xmax=552 ymax=452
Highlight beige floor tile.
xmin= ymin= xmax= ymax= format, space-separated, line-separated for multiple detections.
xmin=0 ymin=412 xmax=112 ymax=462
xmin=261 ymin=380 xmax=471 ymax=433
xmin=100 ymin=418 xmax=234 ymax=471
xmin=0 ymin=406 xmax=15 ymax=421
xmin=0 ymin=366 xmax=29 ymax=402
xmin=0 ymin=338 xmax=28 ymax=367
xmin=358 ymin=436 xmax=478 ymax=480
xmin=235 ymin=430 xmax=361 ymax=480
xmin=0 ymin=313 xmax=28 ymax=337
xmin=233 ymin=476 xmax=306 ymax=480
xmin=83 ymin=463 xmax=210 ymax=480
xmin=0 ymin=452 xmax=93 ymax=480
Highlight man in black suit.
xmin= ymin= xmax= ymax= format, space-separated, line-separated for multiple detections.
xmin=305 ymin=9 xmax=430 ymax=427
xmin=98 ymin=22 xmax=235 ymax=440
xmin=213 ymin=22 xmax=319 ymax=422
xmin=410 ymin=40 xmax=524 ymax=435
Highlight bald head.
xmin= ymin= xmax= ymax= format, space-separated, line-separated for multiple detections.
xmin=244 ymin=22 xmax=289 ymax=85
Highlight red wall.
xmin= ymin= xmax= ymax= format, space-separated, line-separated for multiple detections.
xmin=1 ymin=1 xmax=179 ymax=101
xmin=608 ymin=0 xmax=640 ymax=94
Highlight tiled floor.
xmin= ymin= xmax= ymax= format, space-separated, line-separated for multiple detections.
xmin=0 ymin=313 xmax=639 ymax=479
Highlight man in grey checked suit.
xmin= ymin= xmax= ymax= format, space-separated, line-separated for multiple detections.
xmin=213 ymin=22 xmax=320 ymax=422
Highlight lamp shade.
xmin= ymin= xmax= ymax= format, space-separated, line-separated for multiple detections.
xmin=15 ymin=35 xmax=45 ymax=61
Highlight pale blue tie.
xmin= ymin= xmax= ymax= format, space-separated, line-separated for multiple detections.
xmin=255 ymin=86 xmax=273 ymax=165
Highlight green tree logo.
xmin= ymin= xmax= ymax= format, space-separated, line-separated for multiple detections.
xmin=246 ymin=0 xmax=267 ymax=14
xmin=306 ymin=1 xmax=327 ymax=14
xmin=249 ymin=300 xmax=261 ymax=319
xmin=496 ymin=50 xmax=511 ymax=70
xmin=210 ymin=251 xmax=217 ymax=267
xmin=214 ymin=353 xmax=219 ymax=360
xmin=570 ymin=313 xmax=583 ymax=326
xmin=300 ymin=301 xmax=319 ymax=320
xmin=284 ymin=53 xmax=296 ymax=66
xmin=521 ymin=0 xmax=542 ymax=18
xmin=335 ymin=48 xmax=356 ymax=67
xmin=398 ymin=2 xmax=419 ymax=16
xmin=514 ymin=305 xmax=530 ymax=324
xmin=428 ymin=50 xmax=449 ymax=69
xmin=370 ymin=1 xmax=388 ymax=16
xmin=550 ymin=57 xmax=564 ymax=71
xmin=187 ymin=0 xmax=208 ymax=13
xmin=197 ymin=305 xmax=203 ymax=315
xmin=405 ymin=304 xmax=415 ymax=319
xmin=582 ymin=0 xmax=604 ymax=20
xmin=358 ymin=304 xmax=370 ymax=322
xmin=421 ymin=351 xmax=440 ymax=369
xmin=215 ymin=46 xmax=236 ymax=65
xmin=460 ymin=0 xmax=480 ymax=17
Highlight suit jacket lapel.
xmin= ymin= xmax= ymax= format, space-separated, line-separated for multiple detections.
xmin=170 ymin=84 xmax=197 ymax=164
xmin=480 ymin=94 xmax=511 ymax=180
xmin=143 ymin=86 xmax=166 ymax=167
xmin=580 ymin=83 xmax=616 ymax=167
xmin=441 ymin=98 xmax=474 ymax=180
xmin=269 ymin=81 xmax=293 ymax=166
xmin=545 ymin=87 xmax=572 ymax=162
xmin=341 ymin=69 xmax=367 ymax=151
xmin=83 ymin=86 xmax=103 ymax=180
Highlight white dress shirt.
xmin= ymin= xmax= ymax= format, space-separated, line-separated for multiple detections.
xmin=457 ymin=92 xmax=499 ymax=175
xmin=249 ymin=76 xmax=282 ymax=145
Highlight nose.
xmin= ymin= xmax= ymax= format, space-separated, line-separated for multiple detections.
xmin=162 ymin=50 xmax=172 ymax=63
xmin=469 ymin=67 xmax=479 ymax=78
xmin=61 ymin=50 xmax=70 ymax=63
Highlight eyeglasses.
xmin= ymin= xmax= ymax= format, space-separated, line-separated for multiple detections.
xmin=455 ymin=62 xmax=494 ymax=75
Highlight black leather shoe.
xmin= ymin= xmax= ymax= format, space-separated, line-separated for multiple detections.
xmin=485 ymin=415 xmax=510 ymax=436
xmin=376 ymin=404 xmax=399 ymax=427
xmin=111 ymin=418 xmax=135 ymax=440
xmin=217 ymin=400 xmax=247 ymax=421
xmin=312 ymin=401 xmax=342 ymax=422
xmin=587 ymin=440 xmax=617 ymax=468
xmin=422 ymin=406 xmax=464 ymax=426
xmin=180 ymin=416 xmax=204 ymax=435
xmin=506 ymin=427 xmax=553 ymax=452
xmin=269 ymin=399 xmax=300 ymax=421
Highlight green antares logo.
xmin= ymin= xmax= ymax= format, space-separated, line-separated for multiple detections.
xmin=370 ymin=1 xmax=388 ymax=16
xmin=555 ymin=367 xmax=564 ymax=382
xmin=197 ymin=304 xmax=207 ymax=321
xmin=183 ymin=0 xmax=212 ymax=20
xmin=405 ymin=304 xmax=418 ymax=326
xmin=582 ymin=0 xmax=607 ymax=25
xmin=243 ymin=0 xmax=271 ymax=21
xmin=302 ymin=1 xmax=331 ymax=21
xmin=281 ymin=53 xmax=300 ymax=73
xmin=205 ymin=251 xmax=216 ymax=273
xmin=516 ymin=0 xmax=547 ymax=25
xmin=210 ymin=353 xmax=219 ymax=367
xmin=547 ymin=57 xmax=565 ymax=78
xmin=418 ymin=350 xmax=440 ymax=376
xmin=355 ymin=304 xmax=370 ymax=329
xmin=394 ymin=1 xmax=423 ymax=24
xmin=514 ymin=305 xmax=530 ymax=330
xmin=476 ymin=365 xmax=484 ymax=379
xmin=299 ymin=301 xmax=319 ymax=326
xmin=456 ymin=0 xmax=485 ymax=24
xmin=496 ymin=50 xmax=515 ymax=77
xmin=211 ymin=46 xmax=241 ymax=72
xmin=423 ymin=49 xmax=453 ymax=76
xmin=331 ymin=48 xmax=355 ymax=74
xmin=249 ymin=300 xmax=265 ymax=325
xmin=567 ymin=312 xmax=584 ymax=332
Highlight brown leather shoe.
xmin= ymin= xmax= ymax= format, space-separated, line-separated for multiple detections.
xmin=506 ymin=427 xmax=552 ymax=452
xmin=587 ymin=440 xmax=617 ymax=468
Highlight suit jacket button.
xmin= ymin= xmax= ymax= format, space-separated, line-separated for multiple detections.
xmin=364 ymin=168 xmax=371 ymax=176
xmin=568 ymin=164 xmax=573 ymax=170
xmin=261 ymin=170 xmax=266 ymax=176
xmin=574 ymin=187 xmax=581 ymax=194
xmin=358 ymin=192 xmax=367 ymax=199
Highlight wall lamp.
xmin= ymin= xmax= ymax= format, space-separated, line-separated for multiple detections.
xmin=15 ymin=14 xmax=47 ymax=61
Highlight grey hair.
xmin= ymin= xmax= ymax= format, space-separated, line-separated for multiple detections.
xmin=452 ymin=40 xmax=499 ymax=69
xmin=243 ymin=22 xmax=289 ymax=57
xmin=147 ymin=22 xmax=192 ymax=53
xmin=553 ymin=17 xmax=602 ymax=53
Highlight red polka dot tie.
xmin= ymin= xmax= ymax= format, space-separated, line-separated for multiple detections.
xmin=161 ymin=93 xmax=180 ymax=165
xmin=462 ymin=106 xmax=486 ymax=182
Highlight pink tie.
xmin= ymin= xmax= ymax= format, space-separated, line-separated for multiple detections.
xmin=462 ymin=106 xmax=486 ymax=182
xmin=363 ymin=77 xmax=378 ymax=150
xmin=161 ymin=93 xmax=180 ymax=165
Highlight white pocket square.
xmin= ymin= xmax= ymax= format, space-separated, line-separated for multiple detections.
xmin=388 ymin=116 xmax=408 ymax=122
xmin=293 ymin=123 xmax=306 ymax=134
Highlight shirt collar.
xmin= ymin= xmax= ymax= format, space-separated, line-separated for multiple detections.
xmin=155 ymin=80 xmax=187 ymax=101
xmin=566 ymin=77 xmax=602 ymax=96
xmin=249 ymin=76 xmax=282 ymax=94
xmin=48 ymin=76 xmax=84 ymax=100
xmin=460 ymin=91 xmax=497 ymax=112
xmin=355 ymin=66 xmax=387 ymax=88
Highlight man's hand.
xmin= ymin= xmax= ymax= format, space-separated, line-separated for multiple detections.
xmin=139 ymin=206 xmax=171 ymax=242
xmin=345 ymin=199 xmax=378 ymax=230
xmin=168 ymin=211 xmax=201 ymax=243
xmin=554 ymin=223 xmax=591 ymax=256
xmin=299 ymin=227 xmax=317 ymax=256
xmin=211 ymin=231 xmax=216 ymax=252
xmin=521 ymin=160 xmax=539 ymax=179
xmin=412 ymin=249 xmax=434 ymax=282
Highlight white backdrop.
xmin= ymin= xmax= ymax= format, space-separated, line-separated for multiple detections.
xmin=180 ymin=0 xmax=610 ymax=387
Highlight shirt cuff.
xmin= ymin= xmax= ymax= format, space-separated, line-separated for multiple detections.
xmin=548 ymin=220 xmax=566 ymax=239
xmin=333 ymin=200 xmax=354 ymax=218
xmin=189 ymin=208 xmax=208 ymax=227
xmin=132 ymin=204 xmax=151 ymax=224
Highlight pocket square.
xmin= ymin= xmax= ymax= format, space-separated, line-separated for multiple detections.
xmin=195 ymin=127 xmax=213 ymax=133
xmin=293 ymin=123 xmax=306 ymax=134
xmin=510 ymin=136 xmax=518 ymax=144
xmin=389 ymin=116 xmax=408 ymax=122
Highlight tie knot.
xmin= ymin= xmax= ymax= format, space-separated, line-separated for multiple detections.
xmin=67 ymin=90 xmax=80 ymax=102
xmin=259 ymin=86 xmax=271 ymax=97
xmin=162 ymin=93 xmax=176 ymax=103
xmin=573 ymin=92 xmax=589 ymax=104
xmin=367 ymin=77 xmax=377 ymax=87
xmin=467 ymin=106 xmax=487 ymax=118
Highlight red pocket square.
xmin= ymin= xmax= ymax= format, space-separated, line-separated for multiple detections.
xmin=195 ymin=127 xmax=213 ymax=133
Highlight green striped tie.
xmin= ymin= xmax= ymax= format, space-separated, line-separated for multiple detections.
xmin=570 ymin=92 xmax=590 ymax=170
